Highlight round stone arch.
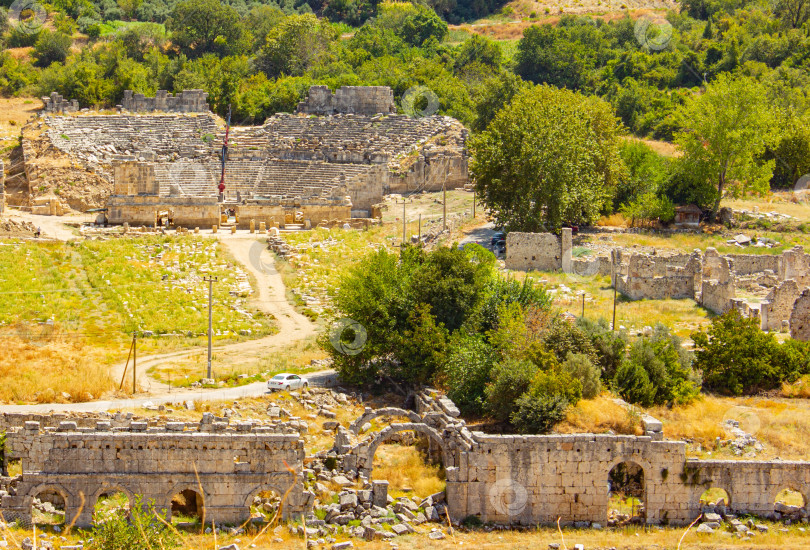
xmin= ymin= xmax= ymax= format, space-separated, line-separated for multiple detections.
xmin=26 ymin=482 xmax=73 ymax=525
xmin=360 ymin=422 xmax=450 ymax=478
xmin=349 ymin=408 xmax=422 ymax=435
xmin=604 ymin=456 xmax=653 ymax=518
xmin=90 ymin=484 xmax=135 ymax=509
xmin=769 ymin=481 xmax=809 ymax=511
xmin=165 ymin=482 xmax=211 ymax=521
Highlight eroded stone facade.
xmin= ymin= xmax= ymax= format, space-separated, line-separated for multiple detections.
xmin=121 ymin=90 xmax=209 ymax=113
xmin=1 ymin=418 xmax=309 ymax=527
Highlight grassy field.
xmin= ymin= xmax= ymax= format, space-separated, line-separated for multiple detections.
xmin=0 ymin=235 xmax=275 ymax=402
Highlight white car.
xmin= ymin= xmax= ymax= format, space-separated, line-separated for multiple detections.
xmin=267 ymin=373 xmax=308 ymax=391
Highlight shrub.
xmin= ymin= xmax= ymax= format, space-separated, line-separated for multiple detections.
xmin=509 ymin=368 xmax=581 ymax=433
xmin=510 ymin=391 xmax=570 ymax=434
xmin=577 ymin=317 xmax=627 ymax=380
xmin=692 ymin=310 xmax=782 ymax=395
xmin=542 ymin=318 xmax=598 ymax=365
xmin=394 ymin=304 xmax=448 ymax=385
xmin=441 ymin=332 xmax=495 ymax=415
xmin=561 ymin=352 xmax=601 ymax=399
xmin=613 ymin=359 xmax=656 ymax=407
xmin=89 ymin=496 xmax=179 ymax=550
xmin=484 ymin=357 xmax=538 ymax=422
xmin=33 ymin=30 xmax=72 ymax=68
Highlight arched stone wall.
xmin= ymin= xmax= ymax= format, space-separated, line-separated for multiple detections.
xmin=358 ymin=423 xmax=450 ymax=478
xmin=349 ymin=408 xmax=422 ymax=435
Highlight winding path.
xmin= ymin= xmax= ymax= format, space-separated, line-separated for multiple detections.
xmin=3 ymin=223 xmax=332 ymax=413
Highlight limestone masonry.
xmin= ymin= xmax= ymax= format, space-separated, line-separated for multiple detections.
xmin=15 ymin=86 xmax=468 ymax=223
xmin=505 ymin=230 xmax=810 ymax=339
xmin=1 ymin=393 xmax=807 ymax=529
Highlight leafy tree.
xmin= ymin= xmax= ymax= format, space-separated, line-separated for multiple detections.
xmin=774 ymin=0 xmax=810 ymax=29
xmin=620 ymin=192 xmax=676 ymax=227
xmin=613 ymin=359 xmax=656 ymax=407
xmin=167 ymin=0 xmax=250 ymax=58
xmin=470 ymin=84 xmax=625 ymax=232
xmin=410 ymin=244 xmax=494 ymax=332
xmin=323 ymin=0 xmax=378 ymax=26
xmin=455 ymin=34 xmax=501 ymax=70
xmin=510 ymin=367 xmax=582 ymax=433
xmin=674 ymin=73 xmax=778 ymax=218
xmin=246 ymin=5 xmax=287 ymax=50
xmin=542 ymin=317 xmax=599 ymax=366
xmin=577 ymin=317 xmax=627 ymax=381
xmin=394 ymin=303 xmax=448 ymax=384
xmin=256 ymin=13 xmax=338 ymax=77
xmin=561 ymin=352 xmax=601 ymax=399
xmin=441 ymin=332 xmax=495 ymax=414
xmin=692 ymin=310 xmax=783 ymax=395
xmin=469 ymin=70 xmax=527 ymax=132
xmin=484 ymin=357 xmax=538 ymax=422
xmin=400 ymin=3 xmax=448 ymax=46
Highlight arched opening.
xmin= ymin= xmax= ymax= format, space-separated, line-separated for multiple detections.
xmin=31 ymin=488 xmax=66 ymax=527
xmin=248 ymin=488 xmax=282 ymax=524
xmin=170 ymin=489 xmax=204 ymax=526
xmin=371 ymin=429 xmax=446 ymax=500
xmin=93 ymin=490 xmax=131 ymax=523
xmin=774 ymin=488 xmax=806 ymax=520
xmin=607 ymin=461 xmax=645 ymax=526
xmin=699 ymin=488 xmax=731 ymax=510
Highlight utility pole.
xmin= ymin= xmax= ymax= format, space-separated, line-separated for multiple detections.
xmin=581 ymin=293 xmax=585 ymax=318
xmin=402 ymin=199 xmax=406 ymax=244
xmin=442 ymin=183 xmax=447 ymax=231
xmin=203 ymin=276 xmax=218 ymax=379
xmin=418 ymin=214 xmax=421 ymax=245
xmin=132 ymin=332 xmax=137 ymax=393
xmin=612 ymin=284 xmax=618 ymax=331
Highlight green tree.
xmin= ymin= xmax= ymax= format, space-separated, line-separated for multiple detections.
xmin=674 ymin=73 xmax=778 ymax=219
xmin=441 ymin=332 xmax=495 ymax=414
xmin=510 ymin=367 xmax=582 ymax=433
xmin=167 ymin=0 xmax=250 ymax=58
xmin=561 ymin=352 xmax=601 ymax=399
xmin=577 ymin=317 xmax=627 ymax=381
xmin=613 ymin=359 xmax=656 ymax=407
xmin=33 ymin=30 xmax=73 ymax=68
xmin=455 ymin=34 xmax=501 ymax=70
xmin=470 ymin=85 xmax=626 ymax=232
xmin=484 ymin=357 xmax=538 ymax=422
xmin=257 ymin=13 xmax=338 ymax=77
xmin=692 ymin=310 xmax=782 ymax=395
xmin=774 ymin=0 xmax=810 ymax=29
xmin=394 ymin=304 xmax=448 ymax=384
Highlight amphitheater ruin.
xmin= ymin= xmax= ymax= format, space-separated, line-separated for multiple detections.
xmin=1 ymin=391 xmax=808 ymax=529
xmin=506 ymin=230 xmax=810 ymax=340
xmin=9 ymin=86 xmax=468 ymax=228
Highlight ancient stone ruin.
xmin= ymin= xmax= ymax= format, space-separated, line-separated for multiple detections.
xmin=296 ymin=85 xmax=396 ymax=116
xmin=15 ymin=86 xmax=468 ymax=220
xmin=42 ymin=92 xmax=78 ymax=114
xmin=120 ymin=90 xmax=210 ymax=113
xmin=505 ymin=231 xmax=810 ymax=338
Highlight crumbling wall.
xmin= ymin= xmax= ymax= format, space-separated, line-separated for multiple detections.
xmin=297 ymin=86 xmax=396 ymax=116
xmin=791 ymin=289 xmax=810 ymax=341
xmin=121 ymin=90 xmax=209 ymax=113
xmin=1 ymin=420 xmax=309 ymax=527
xmin=42 ymin=92 xmax=79 ymax=114
xmin=701 ymin=249 xmax=736 ymax=314
xmin=761 ymin=279 xmax=801 ymax=332
xmin=505 ymin=229 xmax=572 ymax=272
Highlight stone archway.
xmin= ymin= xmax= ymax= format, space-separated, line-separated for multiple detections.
xmin=349 ymin=408 xmax=423 ymax=435
xmin=359 ymin=423 xmax=450 ymax=479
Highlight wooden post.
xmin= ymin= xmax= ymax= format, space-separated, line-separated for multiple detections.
xmin=402 ymin=199 xmax=406 ymax=244
xmin=418 ymin=214 xmax=421 ymax=245
xmin=443 ymin=183 xmax=447 ymax=231
xmin=132 ymin=332 xmax=137 ymax=394
xmin=612 ymin=284 xmax=618 ymax=331
xmin=119 ymin=334 xmax=135 ymax=390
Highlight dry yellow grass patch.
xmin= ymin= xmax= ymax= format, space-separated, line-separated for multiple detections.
xmin=556 ymin=395 xmax=643 ymax=435
xmin=0 ymin=330 xmax=114 ymax=403
xmin=651 ymin=395 xmax=810 ymax=460
xmin=782 ymin=375 xmax=810 ymax=398
xmin=372 ymin=444 xmax=446 ymax=499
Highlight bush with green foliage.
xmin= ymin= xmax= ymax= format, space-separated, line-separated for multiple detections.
xmin=510 ymin=366 xmax=582 ymax=433
xmin=89 ymin=496 xmax=179 ymax=550
xmin=441 ymin=332 xmax=495 ymax=415
xmin=576 ymin=317 xmax=627 ymax=381
xmin=561 ymin=352 xmax=601 ymax=399
xmin=33 ymin=30 xmax=73 ymax=68
xmin=692 ymin=310 xmax=810 ymax=395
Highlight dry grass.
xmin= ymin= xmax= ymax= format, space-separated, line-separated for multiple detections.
xmin=596 ymin=213 xmax=629 ymax=227
xmin=724 ymin=193 xmax=810 ymax=220
xmin=556 ymin=395 xmax=643 ymax=435
xmin=650 ymin=395 xmax=810 ymax=461
xmin=782 ymin=375 xmax=810 ymax=398
xmin=372 ymin=443 xmax=446 ymax=499
xmin=0 ymin=329 xmax=115 ymax=403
